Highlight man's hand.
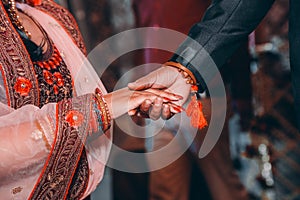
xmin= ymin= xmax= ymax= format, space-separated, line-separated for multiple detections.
xmin=128 ymin=66 xmax=191 ymax=119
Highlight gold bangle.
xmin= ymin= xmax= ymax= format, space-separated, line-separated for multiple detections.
xmin=163 ymin=61 xmax=197 ymax=85
xmin=95 ymin=88 xmax=111 ymax=132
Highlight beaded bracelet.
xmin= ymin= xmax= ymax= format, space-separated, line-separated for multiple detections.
xmin=163 ymin=61 xmax=197 ymax=85
xmin=94 ymin=88 xmax=111 ymax=132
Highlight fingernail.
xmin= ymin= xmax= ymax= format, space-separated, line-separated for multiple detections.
xmin=173 ymin=107 xmax=182 ymax=113
xmin=172 ymin=104 xmax=185 ymax=112
xmin=163 ymin=97 xmax=172 ymax=102
xmin=177 ymin=95 xmax=184 ymax=100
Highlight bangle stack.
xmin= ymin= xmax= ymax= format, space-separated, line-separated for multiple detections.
xmin=94 ymin=88 xmax=111 ymax=132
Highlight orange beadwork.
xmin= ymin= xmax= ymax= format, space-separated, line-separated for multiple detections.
xmin=35 ymin=48 xmax=62 ymax=70
xmin=65 ymin=110 xmax=84 ymax=127
xmin=14 ymin=77 xmax=32 ymax=96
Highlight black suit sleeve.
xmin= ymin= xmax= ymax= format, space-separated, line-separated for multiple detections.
xmin=170 ymin=0 xmax=274 ymax=92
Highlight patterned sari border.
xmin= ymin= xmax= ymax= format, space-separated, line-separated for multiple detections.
xmin=0 ymin=1 xmax=39 ymax=108
xmin=29 ymin=94 xmax=92 ymax=199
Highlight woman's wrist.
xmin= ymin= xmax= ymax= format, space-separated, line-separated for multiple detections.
xmin=163 ymin=61 xmax=197 ymax=85
xmin=168 ymin=56 xmax=207 ymax=93
xmin=163 ymin=61 xmax=208 ymax=129
xmin=94 ymin=88 xmax=111 ymax=132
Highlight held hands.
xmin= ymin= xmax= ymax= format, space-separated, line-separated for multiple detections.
xmin=127 ymin=66 xmax=191 ymax=119
xmin=103 ymin=87 xmax=183 ymax=119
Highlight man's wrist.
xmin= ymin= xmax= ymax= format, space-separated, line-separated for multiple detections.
xmin=169 ymin=55 xmax=206 ymax=93
xmin=163 ymin=61 xmax=197 ymax=85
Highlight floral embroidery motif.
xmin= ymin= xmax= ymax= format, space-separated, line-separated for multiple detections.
xmin=13 ymin=77 xmax=32 ymax=96
xmin=65 ymin=110 xmax=84 ymax=127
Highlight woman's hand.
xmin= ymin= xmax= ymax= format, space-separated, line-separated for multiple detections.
xmin=103 ymin=88 xmax=183 ymax=119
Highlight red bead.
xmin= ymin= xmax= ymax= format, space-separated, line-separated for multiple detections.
xmin=47 ymin=60 xmax=57 ymax=69
xmin=43 ymin=63 xmax=51 ymax=71
xmin=36 ymin=62 xmax=44 ymax=69
xmin=53 ymin=59 xmax=60 ymax=66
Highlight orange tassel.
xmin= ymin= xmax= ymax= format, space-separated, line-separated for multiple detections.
xmin=186 ymin=86 xmax=208 ymax=129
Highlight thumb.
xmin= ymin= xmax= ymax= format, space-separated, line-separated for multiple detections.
xmin=128 ymin=66 xmax=177 ymax=90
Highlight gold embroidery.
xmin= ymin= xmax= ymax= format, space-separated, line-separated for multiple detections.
xmin=0 ymin=1 xmax=39 ymax=108
xmin=29 ymin=95 xmax=91 ymax=199
xmin=0 ymin=25 xmax=6 ymax=32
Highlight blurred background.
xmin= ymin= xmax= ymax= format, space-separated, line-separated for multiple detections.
xmin=56 ymin=0 xmax=299 ymax=199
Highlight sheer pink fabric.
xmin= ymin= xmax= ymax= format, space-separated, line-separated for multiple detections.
xmin=0 ymin=3 xmax=112 ymax=199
